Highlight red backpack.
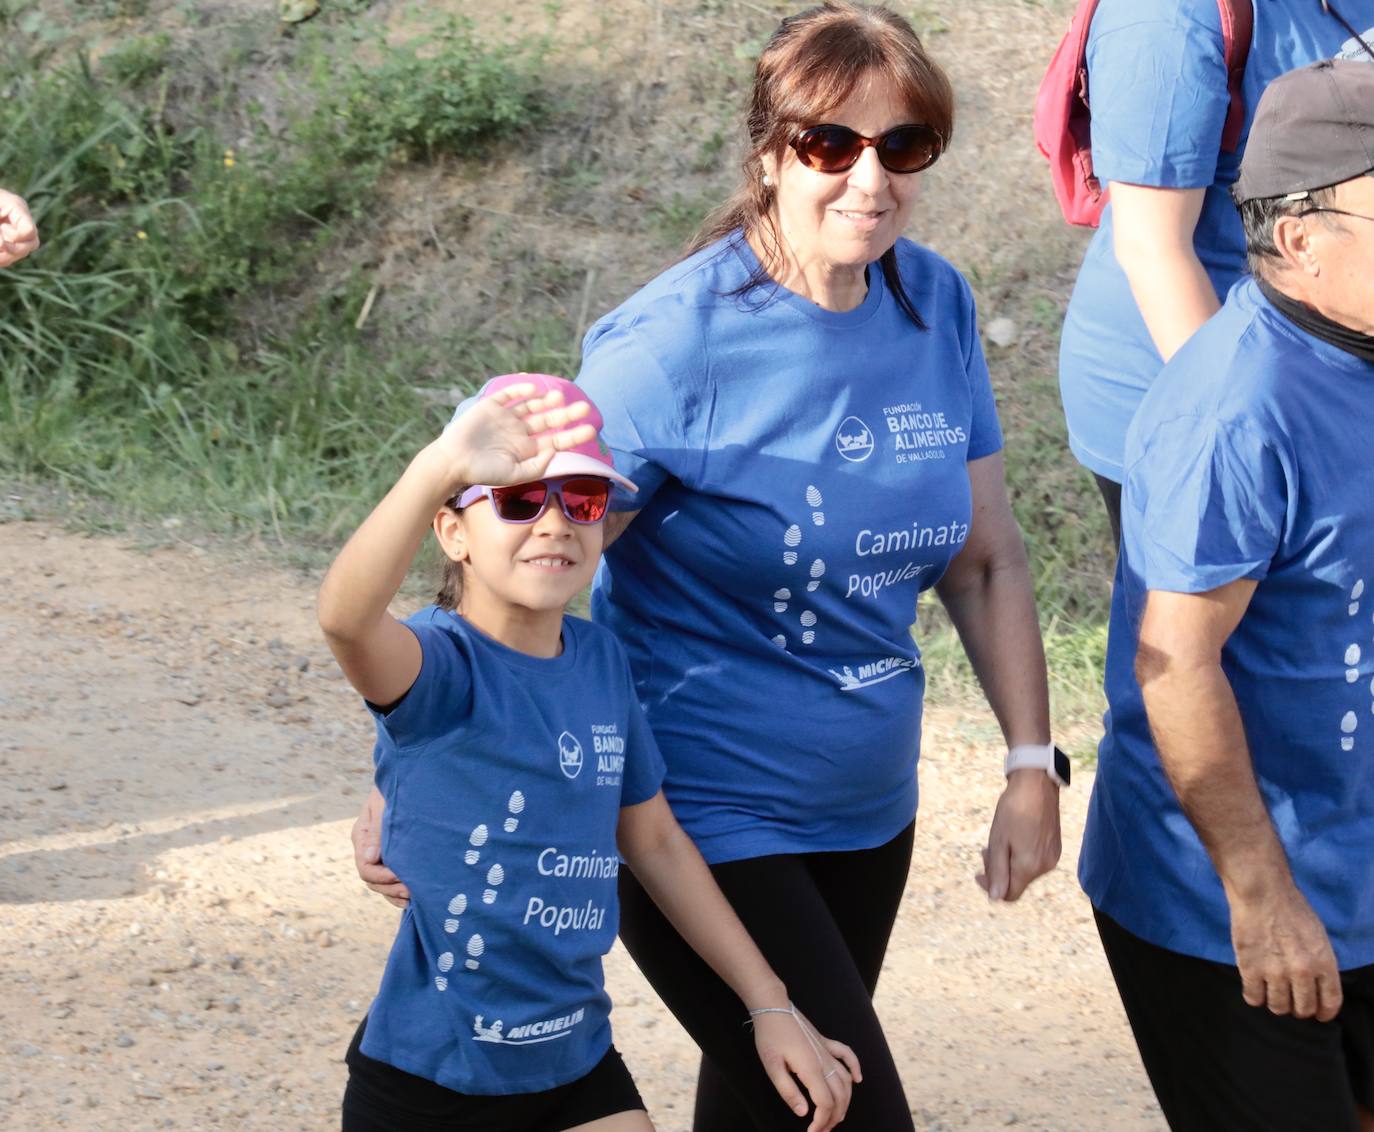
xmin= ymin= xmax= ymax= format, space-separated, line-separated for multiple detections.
xmin=1034 ymin=0 xmax=1254 ymax=227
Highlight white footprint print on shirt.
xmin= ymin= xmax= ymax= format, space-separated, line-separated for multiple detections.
xmin=465 ymin=823 xmax=486 ymax=866
xmin=483 ymin=863 xmax=505 ymax=905
xmin=504 ymin=790 xmax=524 ymax=833
xmin=769 ymin=487 xmax=830 ymax=649
xmin=445 ymin=892 xmax=467 ymax=934
xmin=1343 ymin=579 xmax=1368 ymax=751
xmin=807 ymin=485 xmax=826 ymax=527
xmin=807 ymin=559 xmax=826 ymax=593
xmin=435 ymin=795 xmax=526 ymax=988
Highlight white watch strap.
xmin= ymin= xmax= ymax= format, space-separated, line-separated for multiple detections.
xmin=1005 ymin=743 xmax=1066 ymax=785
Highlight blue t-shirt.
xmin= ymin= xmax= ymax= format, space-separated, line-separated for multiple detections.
xmin=360 ymin=608 xmax=665 ymax=1095
xmin=1080 ymin=279 xmax=1374 ymax=968
xmin=577 ymin=233 xmax=1003 ymax=865
xmin=1058 ymin=0 xmax=1374 ymax=481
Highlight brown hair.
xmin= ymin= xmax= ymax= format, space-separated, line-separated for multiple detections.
xmin=687 ymin=1 xmax=954 ymax=327
xmin=436 ymin=557 xmax=464 ymax=612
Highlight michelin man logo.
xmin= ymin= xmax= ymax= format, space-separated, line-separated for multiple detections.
xmin=558 ymin=731 xmax=584 ymax=779
xmin=835 ymin=416 xmax=874 ymax=462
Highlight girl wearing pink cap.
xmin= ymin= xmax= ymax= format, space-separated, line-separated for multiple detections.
xmin=355 ymin=6 xmax=1062 ymax=1129
xmin=318 ymin=376 xmax=858 ymax=1132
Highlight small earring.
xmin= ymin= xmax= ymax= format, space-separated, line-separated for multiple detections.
xmin=762 ymin=173 xmax=772 ymax=188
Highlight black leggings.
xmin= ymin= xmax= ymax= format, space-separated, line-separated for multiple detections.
xmin=617 ymin=822 xmax=917 ymax=1131
xmin=1093 ymin=472 xmax=1123 ymax=549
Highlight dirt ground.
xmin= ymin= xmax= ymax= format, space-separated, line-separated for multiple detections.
xmin=0 ymin=514 xmax=1164 ymax=1131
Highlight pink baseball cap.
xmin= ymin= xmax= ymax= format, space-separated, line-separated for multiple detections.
xmin=475 ymin=373 xmax=637 ymax=494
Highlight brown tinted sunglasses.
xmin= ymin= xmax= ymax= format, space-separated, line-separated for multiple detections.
xmin=789 ymin=123 xmax=945 ymax=175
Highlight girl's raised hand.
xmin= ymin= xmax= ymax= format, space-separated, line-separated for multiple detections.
xmin=751 ymin=1007 xmax=861 ymax=1132
xmin=436 ymin=382 xmax=595 ymax=493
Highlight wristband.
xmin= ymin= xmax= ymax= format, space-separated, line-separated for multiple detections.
xmin=1005 ymin=742 xmax=1070 ymax=787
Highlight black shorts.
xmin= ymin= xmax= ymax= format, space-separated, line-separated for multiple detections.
xmin=341 ymin=1016 xmax=645 ymax=1132
xmin=1095 ymin=908 xmax=1374 ymax=1132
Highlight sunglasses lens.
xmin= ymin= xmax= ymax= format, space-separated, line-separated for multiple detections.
xmin=559 ymin=478 xmax=610 ymax=523
xmin=795 ymin=126 xmax=862 ymax=172
xmin=879 ymin=125 xmax=941 ymax=173
xmin=491 ymin=483 xmax=548 ymax=522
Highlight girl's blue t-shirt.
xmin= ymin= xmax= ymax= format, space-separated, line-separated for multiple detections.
xmin=360 ymin=609 xmax=665 ymax=1095
xmin=577 ymin=233 xmax=1003 ymax=865
xmin=1058 ymin=0 xmax=1374 ymax=481
xmin=1081 ymin=280 xmax=1374 ymax=968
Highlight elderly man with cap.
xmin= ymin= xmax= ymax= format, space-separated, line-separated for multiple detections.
xmin=1078 ymin=58 xmax=1374 ymax=1132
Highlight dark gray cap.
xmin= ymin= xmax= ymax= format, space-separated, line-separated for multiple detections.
xmin=1234 ymin=58 xmax=1374 ymax=204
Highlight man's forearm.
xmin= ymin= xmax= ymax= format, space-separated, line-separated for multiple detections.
xmin=1141 ymin=658 xmax=1292 ymax=900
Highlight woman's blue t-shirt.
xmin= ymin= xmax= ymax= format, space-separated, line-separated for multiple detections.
xmin=360 ymin=609 xmax=665 ymax=1095
xmin=1058 ymin=0 xmax=1374 ymax=481
xmin=578 ymin=233 xmax=1003 ymax=865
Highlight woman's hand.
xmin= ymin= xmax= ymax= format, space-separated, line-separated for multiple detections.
xmin=978 ymin=769 xmax=1062 ymax=901
xmin=935 ymin=453 xmax=1061 ymax=900
xmin=0 ymin=189 xmax=39 ymax=267
xmin=432 ymin=382 xmax=595 ymax=494
xmin=751 ymin=1007 xmax=861 ymax=1132
xmin=351 ymin=786 xmax=409 ymax=908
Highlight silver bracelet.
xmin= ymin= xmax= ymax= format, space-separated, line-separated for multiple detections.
xmin=745 ymin=1000 xmax=830 ymax=1067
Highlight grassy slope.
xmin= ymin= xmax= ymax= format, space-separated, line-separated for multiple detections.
xmin=1 ymin=0 xmax=1108 ymax=736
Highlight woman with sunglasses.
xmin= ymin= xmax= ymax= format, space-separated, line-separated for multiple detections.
xmin=320 ymin=374 xmax=859 ymax=1132
xmin=356 ymin=4 xmax=1060 ymax=1128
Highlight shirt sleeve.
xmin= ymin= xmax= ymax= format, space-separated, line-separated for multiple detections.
xmin=576 ymin=322 xmax=686 ymax=511
xmin=1086 ymin=0 xmax=1229 ymax=189
xmin=1124 ymin=414 xmax=1287 ymax=593
xmin=366 ymin=622 xmax=475 ymax=750
xmin=959 ymin=274 xmax=1004 ymax=461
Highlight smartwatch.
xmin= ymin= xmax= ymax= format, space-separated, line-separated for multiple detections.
xmin=1004 ymin=743 xmax=1071 ymax=788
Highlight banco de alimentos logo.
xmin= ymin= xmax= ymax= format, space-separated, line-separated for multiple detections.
xmin=557 ymin=731 xmax=584 ymax=779
xmin=835 ymin=416 xmax=874 ymax=462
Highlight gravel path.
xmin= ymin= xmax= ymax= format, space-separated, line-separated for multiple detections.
xmin=0 ymin=518 xmax=1164 ymax=1130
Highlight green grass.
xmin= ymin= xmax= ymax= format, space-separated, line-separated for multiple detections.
xmin=0 ymin=17 xmax=550 ymax=544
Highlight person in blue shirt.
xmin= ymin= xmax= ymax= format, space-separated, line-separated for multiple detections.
xmin=354 ymin=5 xmax=1064 ymax=1129
xmin=1057 ymin=0 xmax=1374 ymax=544
xmin=1080 ymin=60 xmax=1374 ymax=1131
xmin=319 ymin=373 xmax=859 ymax=1132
